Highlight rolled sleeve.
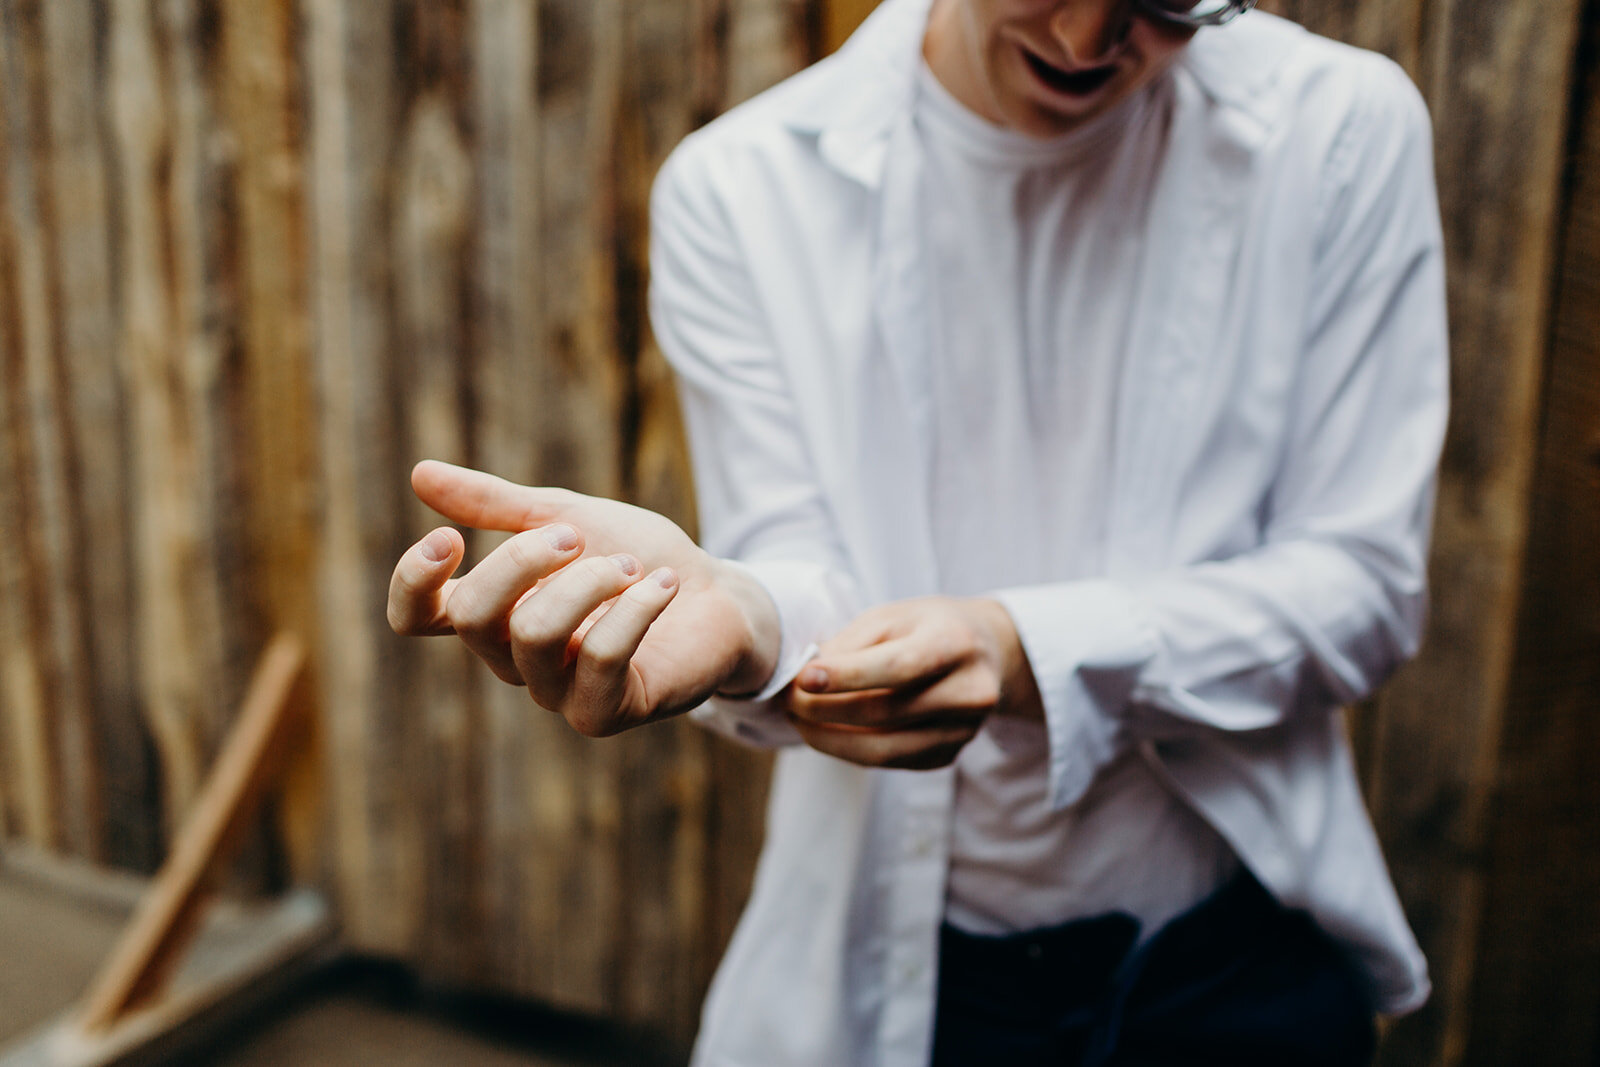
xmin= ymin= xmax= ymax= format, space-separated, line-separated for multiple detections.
xmin=993 ymin=580 xmax=1160 ymax=809
xmin=692 ymin=559 xmax=859 ymax=747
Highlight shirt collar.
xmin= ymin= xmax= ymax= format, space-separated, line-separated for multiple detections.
xmin=777 ymin=4 xmax=1302 ymax=189
xmin=777 ymin=0 xmax=936 ymax=188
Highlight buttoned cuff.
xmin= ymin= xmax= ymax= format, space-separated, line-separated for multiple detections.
xmin=689 ymin=558 xmax=856 ymax=748
xmin=992 ymin=580 xmax=1160 ymax=810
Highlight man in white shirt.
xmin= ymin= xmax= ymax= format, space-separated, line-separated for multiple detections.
xmin=388 ymin=0 xmax=1448 ymax=1063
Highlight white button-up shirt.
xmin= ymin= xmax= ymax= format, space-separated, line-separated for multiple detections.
xmin=648 ymin=3 xmax=1448 ymax=1065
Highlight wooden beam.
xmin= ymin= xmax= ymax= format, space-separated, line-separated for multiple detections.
xmin=0 ymin=887 xmax=335 ymax=1067
xmin=75 ymin=634 xmax=306 ymax=1033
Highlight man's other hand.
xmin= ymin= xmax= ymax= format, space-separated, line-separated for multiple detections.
xmin=784 ymin=597 xmax=1043 ymax=770
xmin=388 ymin=460 xmax=779 ymax=737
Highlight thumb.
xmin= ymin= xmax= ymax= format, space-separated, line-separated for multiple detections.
xmin=411 ymin=459 xmax=572 ymax=532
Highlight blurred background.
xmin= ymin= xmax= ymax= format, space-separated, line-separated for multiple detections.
xmin=0 ymin=0 xmax=1594 ymax=1064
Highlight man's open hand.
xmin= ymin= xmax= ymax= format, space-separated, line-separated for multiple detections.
xmin=785 ymin=597 xmax=1043 ymax=770
xmin=388 ymin=460 xmax=779 ymax=737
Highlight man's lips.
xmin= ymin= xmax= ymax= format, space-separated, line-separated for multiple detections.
xmin=1021 ymin=49 xmax=1119 ymax=97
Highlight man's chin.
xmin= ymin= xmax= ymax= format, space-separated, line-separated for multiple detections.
xmin=1004 ymin=94 xmax=1117 ymax=139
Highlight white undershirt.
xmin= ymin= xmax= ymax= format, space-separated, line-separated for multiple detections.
xmin=914 ymin=60 xmax=1240 ymax=938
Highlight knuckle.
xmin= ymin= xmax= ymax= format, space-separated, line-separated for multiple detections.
xmin=500 ymin=533 xmax=538 ymax=574
xmin=507 ymin=602 xmax=558 ymax=648
xmin=504 ymin=529 xmax=556 ymax=575
xmin=885 ymin=646 xmax=913 ymax=679
xmin=386 ymin=602 xmax=413 ymax=635
xmin=578 ymin=635 xmax=629 ymax=673
xmin=853 ymin=736 xmax=895 ymax=767
xmin=444 ymin=586 xmax=497 ymax=638
xmin=960 ymin=673 xmax=1002 ymax=709
xmin=393 ymin=556 xmax=430 ymax=596
xmin=574 ymin=555 xmax=624 ymax=589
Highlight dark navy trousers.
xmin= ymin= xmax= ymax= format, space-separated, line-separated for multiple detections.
xmin=930 ymin=871 xmax=1377 ymax=1067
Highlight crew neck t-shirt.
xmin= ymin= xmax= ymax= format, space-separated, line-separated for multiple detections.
xmin=913 ymin=58 xmax=1240 ymax=938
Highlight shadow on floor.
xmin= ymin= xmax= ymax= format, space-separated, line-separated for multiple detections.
xmin=203 ymin=957 xmax=688 ymax=1067
xmin=0 ymin=872 xmax=686 ymax=1067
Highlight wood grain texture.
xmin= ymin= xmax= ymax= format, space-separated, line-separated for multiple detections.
xmin=79 ymin=633 xmax=305 ymax=1031
xmin=1370 ymin=2 xmax=1586 ymax=1062
xmin=37 ymin=0 xmax=157 ymax=874
xmin=292 ymin=0 xmax=806 ymax=1042
xmin=1464 ymin=6 xmax=1600 ymax=1062
xmin=0 ymin=0 xmax=103 ymax=862
xmin=304 ymin=0 xmax=395 ymax=952
xmin=466 ymin=0 xmax=540 ymax=1001
xmin=107 ymin=0 xmax=231 ymax=844
xmin=18 ymin=0 xmax=1599 ymax=1059
xmin=1259 ymin=3 xmax=1588 ymax=1063
xmin=0 ymin=0 xmax=60 ymax=853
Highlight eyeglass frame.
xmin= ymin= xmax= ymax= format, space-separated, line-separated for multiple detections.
xmin=1134 ymin=0 xmax=1257 ymax=29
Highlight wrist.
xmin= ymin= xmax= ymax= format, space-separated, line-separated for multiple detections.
xmin=709 ymin=557 xmax=782 ymax=697
xmin=967 ymin=597 xmax=1044 ymax=721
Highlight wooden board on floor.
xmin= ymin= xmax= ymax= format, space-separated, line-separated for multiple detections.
xmin=0 ymin=849 xmax=336 ymax=1067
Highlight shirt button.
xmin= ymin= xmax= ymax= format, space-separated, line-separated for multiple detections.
xmin=899 ymin=962 xmax=923 ymax=986
xmin=909 ymin=834 xmax=936 ymax=859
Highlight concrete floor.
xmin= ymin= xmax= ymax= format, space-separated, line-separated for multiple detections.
xmin=0 ymin=874 xmax=682 ymax=1067
xmin=0 ymin=871 xmax=126 ymax=1045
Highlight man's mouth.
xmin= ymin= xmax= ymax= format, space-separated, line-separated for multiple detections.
xmin=1022 ymin=50 xmax=1119 ymax=97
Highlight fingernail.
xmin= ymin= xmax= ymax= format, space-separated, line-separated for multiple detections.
xmin=419 ymin=528 xmax=453 ymax=563
xmin=610 ymin=553 xmax=641 ymax=576
xmin=542 ymin=523 xmax=578 ymax=552
xmin=651 ymin=567 xmax=678 ymax=590
xmin=799 ymin=666 xmax=828 ymax=691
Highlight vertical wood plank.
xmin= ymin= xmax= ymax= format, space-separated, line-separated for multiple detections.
xmin=613 ymin=3 xmax=707 ymax=1034
xmin=39 ymin=0 xmax=160 ymax=872
xmin=1263 ymin=0 xmax=1424 ymax=73
xmin=1253 ymin=5 xmax=1587 ymax=1063
xmin=1465 ymin=8 xmax=1600 ymax=1062
xmin=525 ymin=0 xmax=629 ymax=1016
xmin=467 ymin=0 xmax=542 ymax=995
xmin=107 ymin=0 xmax=232 ymax=840
xmin=160 ymin=0 xmax=249 ymax=737
xmin=216 ymin=0 xmax=322 ymax=888
xmin=303 ymin=0 xmax=369 ymax=928
xmin=0 ymin=0 xmax=104 ymax=862
xmin=1367 ymin=1 xmax=1587 ymax=1062
xmin=305 ymin=0 xmax=426 ymax=952
xmin=218 ymin=0 xmax=317 ymax=683
xmin=0 ymin=0 xmax=62 ymax=853
xmin=726 ymin=0 xmax=814 ymax=103
xmin=392 ymin=0 xmax=488 ymax=983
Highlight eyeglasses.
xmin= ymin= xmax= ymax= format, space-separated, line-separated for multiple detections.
xmin=1134 ymin=0 xmax=1257 ymax=28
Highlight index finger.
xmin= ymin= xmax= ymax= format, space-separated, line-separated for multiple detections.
xmin=797 ymin=634 xmax=961 ymax=695
xmin=411 ymin=459 xmax=576 ymax=532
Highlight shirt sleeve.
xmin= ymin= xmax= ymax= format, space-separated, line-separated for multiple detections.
xmin=997 ymin=62 xmax=1450 ymax=810
xmin=648 ymin=139 xmax=864 ymax=748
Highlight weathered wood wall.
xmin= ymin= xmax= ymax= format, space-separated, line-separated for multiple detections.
xmin=3 ymin=0 xmax=1598 ymax=1062
xmin=0 ymin=0 xmax=810 ymax=1048
xmin=1255 ymin=0 xmax=1599 ymax=1064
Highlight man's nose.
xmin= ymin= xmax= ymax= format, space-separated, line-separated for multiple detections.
xmin=1048 ymin=0 xmax=1133 ymax=64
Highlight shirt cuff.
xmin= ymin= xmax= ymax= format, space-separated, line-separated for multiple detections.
xmin=991 ymin=580 xmax=1160 ymax=810
xmin=690 ymin=558 xmax=856 ymax=748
